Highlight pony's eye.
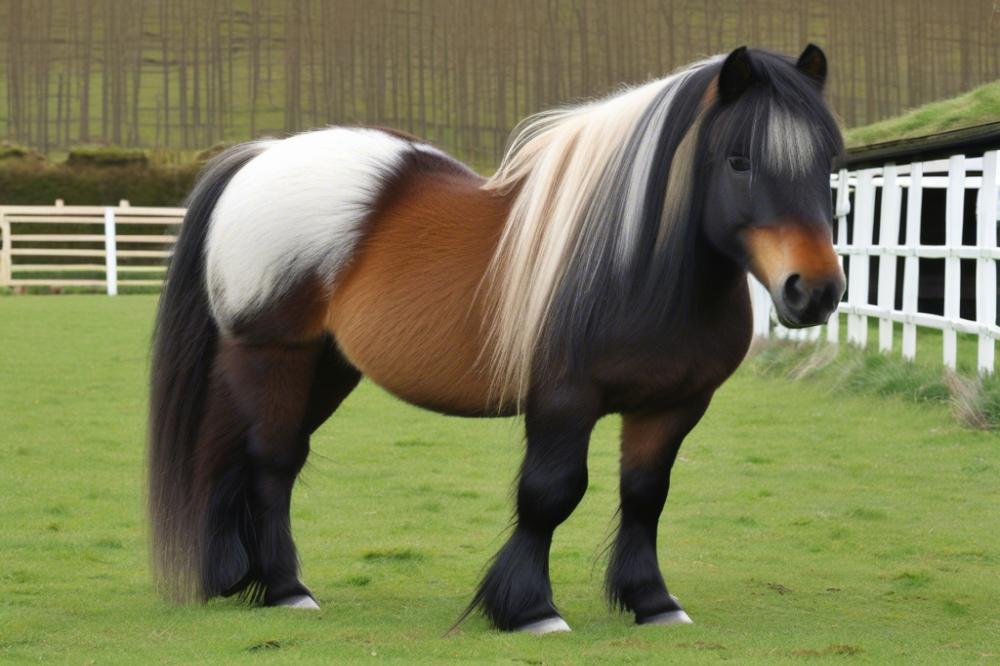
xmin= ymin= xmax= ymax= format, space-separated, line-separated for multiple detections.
xmin=728 ymin=156 xmax=751 ymax=172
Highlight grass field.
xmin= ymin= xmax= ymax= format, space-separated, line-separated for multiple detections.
xmin=1 ymin=295 xmax=998 ymax=663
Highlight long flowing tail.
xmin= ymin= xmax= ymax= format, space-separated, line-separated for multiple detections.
xmin=148 ymin=142 xmax=267 ymax=601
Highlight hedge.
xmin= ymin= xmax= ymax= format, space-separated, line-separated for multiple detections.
xmin=0 ymin=145 xmax=201 ymax=206
xmin=66 ymin=145 xmax=150 ymax=167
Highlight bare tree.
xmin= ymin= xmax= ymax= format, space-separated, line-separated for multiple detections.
xmin=3 ymin=0 xmax=1000 ymax=154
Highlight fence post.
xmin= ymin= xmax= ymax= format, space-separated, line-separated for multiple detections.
xmin=749 ymin=275 xmax=771 ymax=339
xmin=848 ymin=170 xmax=876 ymax=348
xmin=942 ymin=155 xmax=965 ymax=370
xmin=103 ymin=207 xmax=118 ymax=296
xmin=976 ymin=150 xmax=998 ymax=375
xmin=901 ymin=163 xmax=923 ymax=362
xmin=0 ymin=210 xmax=10 ymax=288
xmin=877 ymin=165 xmax=902 ymax=353
xmin=829 ymin=168 xmax=850 ymax=344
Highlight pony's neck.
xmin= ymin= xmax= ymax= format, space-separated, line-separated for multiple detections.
xmin=626 ymin=213 xmax=748 ymax=348
xmin=689 ymin=228 xmax=748 ymax=316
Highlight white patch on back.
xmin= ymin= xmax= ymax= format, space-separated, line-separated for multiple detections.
xmin=205 ymin=127 xmax=411 ymax=327
xmin=766 ymin=106 xmax=817 ymax=175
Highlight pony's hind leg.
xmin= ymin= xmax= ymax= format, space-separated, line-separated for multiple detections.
xmin=207 ymin=335 xmax=359 ymax=607
xmin=468 ymin=387 xmax=599 ymax=633
xmin=606 ymin=393 xmax=712 ymax=625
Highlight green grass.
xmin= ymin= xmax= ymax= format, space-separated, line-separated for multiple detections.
xmin=749 ymin=338 xmax=1000 ymax=430
xmin=1 ymin=295 xmax=999 ymax=663
xmin=818 ymin=317 xmax=988 ymax=375
xmin=853 ymin=319 xmax=986 ymax=375
xmin=844 ymin=79 xmax=1000 ymax=148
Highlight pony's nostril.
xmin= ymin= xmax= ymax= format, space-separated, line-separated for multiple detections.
xmin=817 ymin=282 xmax=838 ymax=313
xmin=782 ymin=274 xmax=807 ymax=309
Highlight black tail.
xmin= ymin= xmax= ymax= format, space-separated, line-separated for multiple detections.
xmin=148 ymin=141 xmax=267 ymax=602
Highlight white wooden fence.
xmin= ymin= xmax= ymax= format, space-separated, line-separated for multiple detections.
xmin=751 ymin=149 xmax=1000 ymax=376
xmin=0 ymin=201 xmax=184 ymax=295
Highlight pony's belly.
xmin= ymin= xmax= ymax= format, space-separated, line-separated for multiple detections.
xmin=325 ymin=278 xmax=503 ymax=416
xmin=328 ymin=296 xmax=489 ymax=415
xmin=320 ymin=161 xmax=513 ymax=417
xmin=322 ymin=212 xmax=513 ymax=417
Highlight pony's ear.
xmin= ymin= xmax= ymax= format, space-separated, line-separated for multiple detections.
xmin=718 ymin=46 xmax=754 ymax=103
xmin=796 ymin=43 xmax=827 ymax=88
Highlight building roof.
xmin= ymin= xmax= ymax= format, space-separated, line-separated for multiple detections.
xmin=838 ymin=121 xmax=1000 ymax=169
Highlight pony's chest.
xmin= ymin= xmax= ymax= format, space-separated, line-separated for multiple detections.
xmin=599 ymin=296 xmax=753 ymax=412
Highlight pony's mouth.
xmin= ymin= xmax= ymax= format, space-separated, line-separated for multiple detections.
xmin=772 ymin=292 xmax=839 ymax=329
xmin=774 ymin=309 xmax=825 ymax=329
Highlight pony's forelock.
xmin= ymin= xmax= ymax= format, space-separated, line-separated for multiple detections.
xmin=766 ymin=107 xmax=819 ymax=175
xmin=708 ymin=51 xmax=843 ymax=176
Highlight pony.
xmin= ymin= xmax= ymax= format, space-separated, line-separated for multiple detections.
xmin=149 ymin=44 xmax=845 ymax=634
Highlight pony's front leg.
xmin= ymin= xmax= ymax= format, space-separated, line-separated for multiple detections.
xmin=607 ymin=393 xmax=712 ymax=625
xmin=470 ymin=388 xmax=599 ymax=633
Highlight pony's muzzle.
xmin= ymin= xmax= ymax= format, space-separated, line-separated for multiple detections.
xmin=776 ymin=271 xmax=845 ymax=327
xmin=743 ymin=221 xmax=845 ymax=328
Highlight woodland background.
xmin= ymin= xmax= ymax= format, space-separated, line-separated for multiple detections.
xmin=2 ymin=0 xmax=1000 ymax=168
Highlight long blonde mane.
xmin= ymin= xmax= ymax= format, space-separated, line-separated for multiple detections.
xmin=482 ymin=58 xmax=720 ymax=405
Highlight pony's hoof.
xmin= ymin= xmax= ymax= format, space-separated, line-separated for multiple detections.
xmin=274 ymin=594 xmax=320 ymax=610
xmin=640 ymin=609 xmax=693 ymax=626
xmin=514 ymin=616 xmax=572 ymax=634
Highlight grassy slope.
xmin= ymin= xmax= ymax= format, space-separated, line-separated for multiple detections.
xmin=1 ymin=296 xmax=998 ymax=663
xmin=844 ymin=79 xmax=1000 ymax=148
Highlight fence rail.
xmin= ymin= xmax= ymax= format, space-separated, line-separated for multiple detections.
xmin=0 ymin=201 xmax=184 ymax=295
xmin=751 ymin=149 xmax=1000 ymax=376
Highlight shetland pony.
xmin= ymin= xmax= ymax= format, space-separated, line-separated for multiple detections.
xmin=149 ymin=45 xmax=845 ymax=633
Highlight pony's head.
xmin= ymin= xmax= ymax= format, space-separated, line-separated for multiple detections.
xmin=699 ymin=45 xmax=845 ymax=327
